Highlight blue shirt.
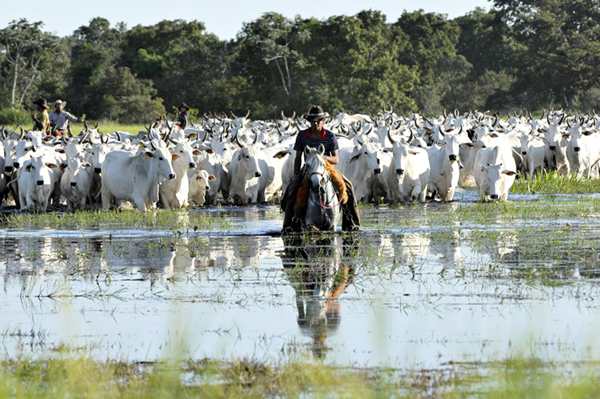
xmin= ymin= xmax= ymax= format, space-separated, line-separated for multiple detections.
xmin=293 ymin=128 xmax=339 ymax=156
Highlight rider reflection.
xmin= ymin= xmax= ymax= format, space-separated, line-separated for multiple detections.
xmin=282 ymin=234 xmax=359 ymax=359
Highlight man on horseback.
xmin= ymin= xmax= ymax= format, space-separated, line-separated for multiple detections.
xmin=282 ymin=105 xmax=360 ymax=233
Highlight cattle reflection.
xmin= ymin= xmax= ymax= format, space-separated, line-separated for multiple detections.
xmin=281 ymin=234 xmax=358 ymax=359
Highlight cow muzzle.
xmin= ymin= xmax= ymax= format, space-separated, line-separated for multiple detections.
xmin=5 ymin=166 xmax=13 ymax=173
xmin=70 ymin=182 xmax=77 ymax=187
xmin=374 ymin=168 xmax=381 ymax=174
xmin=36 ymin=180 xmax=44 ymax=186
xmin=549 ymin=145 xmax=556 ymax=151
xmin=13 ymin=162 xmax=20 ymax=169
xmin=94 ymin=167 xmax=101 ymax=174
xmin=254 ymin=171 xmax=262 ymax=178
xmin=449 ymin=154 xmax=457 ymax=161
xmin=490 ymin=194 xmax=499 ymax=200
xmin=574 ymin=147 xmax=581 ymax=152
xmin=189 ymin=162 xmax=197 ymax=169
xmin=396 ymin=168 xmax=404 ymax=175
xmin=168 ymin=173 xmax=176 ymax=180
xmin=522 ymin=151 xmax=527 ymax=155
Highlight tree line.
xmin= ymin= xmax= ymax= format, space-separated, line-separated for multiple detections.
xmin=2 ymin=0 xmax=600 ymax=124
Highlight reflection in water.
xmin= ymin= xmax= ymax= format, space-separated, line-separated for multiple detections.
xmin=281 ymin=234 xmax=359 ymax=359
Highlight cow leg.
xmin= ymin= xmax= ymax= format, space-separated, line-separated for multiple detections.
xmin=410 ymin=185 xmax=422 ymax=202
xmin=101 ymin=185 xmax=112 ymax=210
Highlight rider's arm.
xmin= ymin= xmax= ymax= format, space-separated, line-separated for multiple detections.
xmin=325 ymin=150 xmax=339 ymax=165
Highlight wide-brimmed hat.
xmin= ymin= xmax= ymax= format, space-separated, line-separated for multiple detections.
xmin=178 ymin=103 xmax=190 ymax=111
xmin=303 ymin=105 xmax=329 ymax=122
xmin=53 ymin=99 xmax=67 ymax=107
xmin=33 ymin=98 xmax=48 ymax=109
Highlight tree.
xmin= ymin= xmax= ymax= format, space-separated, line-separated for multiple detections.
xmin=0 ymin=19 xmax=59 ymax=108
xmin=493 ymin=0 xmax=600 ymax=108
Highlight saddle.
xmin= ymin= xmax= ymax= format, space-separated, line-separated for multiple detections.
xmin=282 ymin=161 xmax=360 ymax=233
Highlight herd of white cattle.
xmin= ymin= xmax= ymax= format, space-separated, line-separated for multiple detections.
xmin=0 ymin=107 xmax=597 ymax=212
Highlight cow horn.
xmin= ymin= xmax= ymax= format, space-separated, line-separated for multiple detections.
xmin=95 ymin=121 xmax=99 ymax=129
xmin=438 ymin=126 xmax=445 ymax=137
xmin=253 ymin=131 xmax=258 ymax=145
xmin=230 ymin=110 xmax=237 ymax=118
xmin=102 ymin=133 xmax=108 ymax=144
xmin=1 ymin=128 xmax=6 ymax=140
xmin=454 ymin=108 xmax=459 ymax=117
xmin=365 ymin=125 xmax=373 ymax=135
xmin=443 ymin=109 xmax=447 ymax=118
xmin=408 ymin=128 xmax=415 ymax=143
xmin=387 ymin=129 xmax=397 ymax=144
xmin=116 ymin=132 xmax=122 ymax=142
xmin=80 ymin=132 xmax=90 ymax=144
xmin=245 ymin=109 xmax=251 ymax=119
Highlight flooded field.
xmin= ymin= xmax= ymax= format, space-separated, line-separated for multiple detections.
xmin=2 ymin=187 xmax=600 ymax=371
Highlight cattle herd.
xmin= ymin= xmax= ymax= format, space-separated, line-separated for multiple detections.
xmin=0 ymin=107 xmax=597 ymax=212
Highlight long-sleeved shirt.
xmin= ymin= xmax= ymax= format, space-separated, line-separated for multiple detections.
xmin=33 ymin=110 xmax=50 ymax=132
xmin=49 ymin=110 xmax=78 ymax=130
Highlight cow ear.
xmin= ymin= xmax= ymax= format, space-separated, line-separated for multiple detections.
xmin=208 ymin=174 xmax=216 ymax=181
xmin=480 ymin=165 xmax=488 ymax=172
xmin=238 ymin=154 xmax=243 ymax=162
xmin=46 ymin=163 xmax=58 ymax=169
xmin=187 ymin=133 xmax=197 ymax=140
xmin=193 ymin=149 xmax=201 ymax=156
xmin=82 ymin=162 xmax=91 ymax=168
xmin=503 ymin=170 xmax=517 ymax=176
xmin=145 ymin=151 xmax=154 ymax=159
xmin=171 ymin=154 xmax=181 ymax=162
xmin=409 ymin=151 xmax=418 ymax=155
xmin=25 ymin=165 xmax=32 ymax=172
xmin=349 ymin=154 xmax=360 ymax=163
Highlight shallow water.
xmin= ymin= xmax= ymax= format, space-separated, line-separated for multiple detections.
xmin=2 ymin=193 xmax=600 ymax=369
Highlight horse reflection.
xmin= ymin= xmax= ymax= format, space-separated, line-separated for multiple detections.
xmin=282 ymin=234 xmax=359 ymax=359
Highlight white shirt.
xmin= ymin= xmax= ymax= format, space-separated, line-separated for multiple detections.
xmin=49 ymin=110 xmax=78 ymax=130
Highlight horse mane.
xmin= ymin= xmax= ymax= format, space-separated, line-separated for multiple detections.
xmin=294 ymin=160 xmax=348 ymax=215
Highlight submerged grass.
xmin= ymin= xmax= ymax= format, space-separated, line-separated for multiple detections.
xmin=1 ymin=353 xmax=600 ymax=398
xmin=1 ymin=209 xmax=233 ymax=231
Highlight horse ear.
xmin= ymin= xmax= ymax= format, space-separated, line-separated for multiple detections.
xmin=318 ymin=144 xmax=325 ymax=155
xmin=304 ymin=146 xmax=311 ymax=156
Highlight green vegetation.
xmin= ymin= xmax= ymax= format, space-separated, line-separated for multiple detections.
xmin=0 ymin=353 xmax=599 ymax=398
xmin=3 ymin=0 xmax=600 ymax=123
xmin=1 ymin=209 xmax=232 ymax=231
xmin=513 ymin=172 xmax=600 ymax=195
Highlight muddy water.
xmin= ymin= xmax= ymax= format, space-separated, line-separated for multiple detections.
xmin=2 ymin=196 xmax=600 ymax=368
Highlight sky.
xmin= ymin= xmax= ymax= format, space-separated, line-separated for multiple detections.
xmin=2 ymin=0 xmax=492 ymax=40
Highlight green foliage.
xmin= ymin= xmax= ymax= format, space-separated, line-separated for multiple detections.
xmin=4 ymin=3 xmax=600 ymax=119
xmin=0 ymin=107 xmax=30 ymax=126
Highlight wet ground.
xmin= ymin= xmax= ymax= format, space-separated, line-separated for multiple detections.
xmin=2 ymin=188 xmax=600 ymax=369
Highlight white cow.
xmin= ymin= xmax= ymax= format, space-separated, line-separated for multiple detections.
xmin=60 ymin=158 xmax=93 ymax=211
xmin=520 ymin=131 xmax=548 ymax=178
xmin=426 ymin=128 xmax=470 ymax=201
xmin=386 ymin=133 xmax=430 ymax=203
xmin=227 ymin=144 xmax=271 ymax=205
xmin=101 ymin=140 xmax=176 ymax=211
xmin=188 ymin=169 xmax=216 ymax=206
xmin=17 ymin=154 xmax=57 ymax=211
xmin=335 ymin=141 xmax=382 ymax=203
xmin=159 ymin=140 xmax=196 ymax=209
xmin=474 ymin=144 xmax=517 ymax=202
xmin=566 ymin=122 xmax=600 ymax=179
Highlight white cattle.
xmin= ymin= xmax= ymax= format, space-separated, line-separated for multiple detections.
xmin=188 ymin=169 xmax=216 ymax=206
xmin=101 ymin=140 xmax=176 ymax=211
xmin=159 ymin=140 xmax=197 ymax=209
xmin=474 ymin=144 xmax=517 ymax=202
xmin=335 ymin=141 xmax=382 ymax=203
xmin=566 ymin=122 xmax=600 ymax=179
xmin=227 ymin=144 xmax=272 ymax=205
xmin=386 ymin=133 xmax=430 ymax=203
xmin=520 ymin=131 xmax=548 ymax=178
xmin=17 ymin=154 xmax=57 ymax=211
xmin=426 ymin=128 xmax=470 ymax=201
xmin=60 ymin=158 xmax=92 ymax=211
